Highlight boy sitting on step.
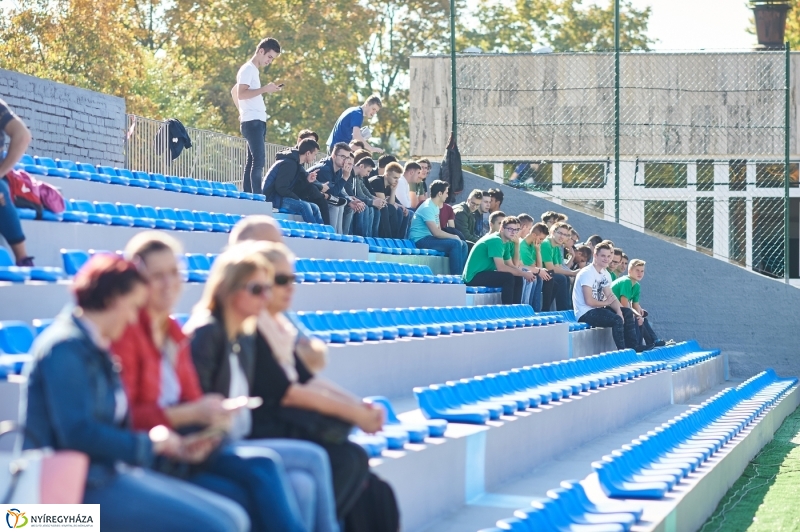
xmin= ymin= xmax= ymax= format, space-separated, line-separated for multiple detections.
xmin=611 ymin=259 xmax=665 ymax=350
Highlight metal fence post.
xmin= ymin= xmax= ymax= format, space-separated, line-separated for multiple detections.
xmin=785 ymin=42 xmax=791 ymax=284
xmin=614 ymin=0 xmax=621 ymax=223
xmin=450 ymin=0 xmax=458 ymax=143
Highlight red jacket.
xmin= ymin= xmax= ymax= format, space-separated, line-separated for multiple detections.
xmin=112 ymin=309 xmax=203 ymax=430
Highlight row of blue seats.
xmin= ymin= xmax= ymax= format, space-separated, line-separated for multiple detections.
xmin=15 ymin=154 xmax=265 ymax=201
xmin=276 ymin=219 xmax=364 ymax=244
xmin=364 ymin=237 xmax=445 ymax=257
xmin=0 ymin=248 xmax=65 ymax=282
xmin=293 ymin=305 xmax=556 ymax=344
xmin=414 ymin=349 xmax=663 ymax=424
xmin=0 ymin=320 xmax=51 ymax=376
xmin=295 ymin=259 xmax=459 ymax=284
xmin=593 ymin=369 xmax=797 ymax=500
xmin=641 ymin=340 xmax=720 ymax=370
xmin=479 ymin=480 xmax=644 ymax=532
xmin=536 ymin=310 xmax=591 ymax=331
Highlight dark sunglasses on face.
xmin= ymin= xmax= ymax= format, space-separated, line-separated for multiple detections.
xmin=274 ymin=273 xmax=296 ymax=286
xmin=244 ymin=282 xmax=272 ymax=297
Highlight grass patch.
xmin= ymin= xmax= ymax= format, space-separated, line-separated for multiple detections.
xmin=700 ymin=404 xmax=800 ymax=532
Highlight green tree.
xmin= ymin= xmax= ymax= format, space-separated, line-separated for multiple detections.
xmin=461 ymin=0 xmax=654 ymax=52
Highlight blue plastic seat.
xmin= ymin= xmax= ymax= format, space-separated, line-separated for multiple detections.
xmin=209 ymin=181 xmax=229 ymax=197
xmin=116 ymin=203 xmax=155 ymax=228
xmin=414 ymin=385 xmax=491 ymax=424
xmin=158 ymin=208 xmax=194 ymax=231
xmin=60 ymin=249 xmax=91 ymax=276
xmin=364 ymin=396 xmax=446 ymax=440
xmin=96 ymin=165 xmax=130 ymax=186
xmin=115 ymin=168 xmax=149 ymax=188
xmin=70 ymin=200 xmax=112 ymax=225
xmin=174 ymin=177 xmax=196 ymax=194
xmin=193 ymin=179 xmax=214 ymax=196
xmin=33 ymin=156 xmax=70 ymax=178
xmin=32 ymin=319 xmax=54 ymax=336
xmin=135 ymin=205 xmax=176 ymax=230
xmin=93 ymin=202 xmax=135 ymax=226
xmin=185 ymin=254 xmax=211 ymax=282
xmin=16 ymin=154 xmax=48 ymax=175
xmin=193 ymin=210 xmax=228 ymax=232
xmin=174 ymin=209 xmax=206 ymax=231
xmin=0 ymin=321 xmax=36 ymax=354
xmin=223 ymin=183 xmax=241 ymax=199
xmin=74 ymin=163 xmax=111 ymax=184
xmin=54 ymin=159 xmax=91 ymax=181
xmin=0 ymin=248 xmax=63 ymax=282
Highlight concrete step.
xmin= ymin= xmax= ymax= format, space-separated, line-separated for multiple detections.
xmin=18 ymin=220 xmax=369 ymax=267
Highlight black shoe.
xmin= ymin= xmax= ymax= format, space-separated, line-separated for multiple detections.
xmin=16 ymin=256 xmax=35 ymax=267
xmin=653 ymin=339 xmax=666 ymax=347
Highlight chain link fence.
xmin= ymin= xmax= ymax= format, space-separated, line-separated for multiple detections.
xmin=454 ymin=51 xmax=795 ymax=280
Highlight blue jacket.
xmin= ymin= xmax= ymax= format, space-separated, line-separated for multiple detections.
xmin=24 ymin=309 xmax=154 ymax=487
xmin=262 ymin=148 xmax=307 ymax=208
xmin=309 ymin=157 xmax=350 ymax=200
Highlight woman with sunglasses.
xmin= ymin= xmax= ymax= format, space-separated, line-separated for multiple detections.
xmin=185 ymin=241 xmax=339 ymax=532
xmin=247 ymin=243 xmax=400 ymax=531
xmin=113 ymin=233 xmax=317 ymax=532
xmin=24 ymin=254 xmax=249 ymax=532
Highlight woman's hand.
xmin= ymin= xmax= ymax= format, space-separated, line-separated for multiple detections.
xmin=356 ymin=403 xmax=384 ymax=434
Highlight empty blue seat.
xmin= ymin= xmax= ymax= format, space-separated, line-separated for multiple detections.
xmin=115 ymin=168 xmax=149 ymax=188
xmin=159 ymin=175 xmax=182 ymax=192
xmin=60 ymin=249 xmax=91 ymax=276
xmin=364 ymin=396 xmax=447 ymax=440
xmin=75 ymin=163 xmax=112 ymax=184
xmin=96 ymin=165 xmax=130 ymax=186
xmin=158 ymin=208 xmax=194 ymax=231
xmin=116 ymin=203 xmax=155 ymax=228
xmin=137 ymin=205 xmax=177 ymax=230
xmin=69 ymin=200 xmax=112 ymax=225
xmin=33 ymin=156 xmax=70 ymax=178
xmin=185 ymin=254 xmax=211 ymax=282
xmin=223 ymin=183 xmax=241 ymax=199
xmin=16 ymin=154 xmax=48 ymax=175
xmin=32 ymin=318 xmax=54 ymax=336
xmin=209 ymin=181 xmax=228 ymax=197
xmin=193 ymin=210 xmax=228 ymax=232
xmin=0 ymin=321 xmax=36 ymax=354
xmin=54 ymin=159 xmax=92 ymax=181
xmin=0 ymin=248 xmax=63 ymax=282
xmin=94 ymin=202 xmax=135 ymax=226
xmin=176 ymin=177 xmax=197 ymax=194
xmin=193 ymin=179 xmax=214 ymax=196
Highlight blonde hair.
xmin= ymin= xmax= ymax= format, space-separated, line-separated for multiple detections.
xmin=252 ymin=241 xmax=296 ymax=266
xmin=124 ymin=231 xmax=183 ymax=262
xmin=628 ymin=259 xmax=646 ymax=270
xmin=192 ymin=242 xmax=275 ymax=316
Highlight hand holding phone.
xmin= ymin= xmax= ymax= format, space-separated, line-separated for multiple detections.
xmin=222 ymin=396 xmax=264 ymax=411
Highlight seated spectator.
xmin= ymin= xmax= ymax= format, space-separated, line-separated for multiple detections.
xmin=349 ymin=139 xmax=366 ymax=151
xmin=413 ymin=158 xmax=431 ymax=206
xmin=309 ymin=142 xmax=355 ymax=228
xmin=609 ymin=248 xmax=624 ymax=281
xmin=297 ymin=129 xmax=319 ymax=144
xmin=510 ymin=162 xmax=540 ymax=183
xmin=250 ymin=243 xmax=399 ymax=530
xmin=326 ymin=95 xmax=384 ymax=154
xmin=350 ymin=152 xmax=382 ymax=237
xmin=262 ymin=137 xmax=324 ymax=224
xmin=395 ymin=161 xmax=421 ymax=211
xmin=540 ymin=221 xmax=575 ymax=311
xmin=489 ymin=210 xmax=506 ymax=233
xmin=114 ymin=232 xmax=330 ymax=532
xmin=612 ymin=259 xmax=665 ymax=350
xmin=516 ymin=218 xmax=551 ymax=312
xmin=453 ymin=189 xmax=483 ymax=246
xmin=541 ymin=211 xmax=560 ymax=228
xmin=585 ymin=234 xmax=603 ymax=250
xmin=572 ymin=244 xmax=592 ymax=270
xmin=329 ymin=154 xmax=362 ymax=235
xmin=619 ymin=253 xmax=629 ymax=277
xmin=368 ymin=162 xmax=409 ymax=239
xmin=476 ymin=192 xmax=492 ymax=236
xmin=370 ymin=154 xmax=397 ymax=179
xmin=486 ymin=188 xmax=504 ymax=213
xmin=570 ymin=228 xmax=581 ymax=249
xmin=408 ymin=180 xmax=468 ymax=275
xmin=462 ymin=216 xmax=536 ymax=304
xmin=572 ymin=241 xmax=638 ymax=350
xmin=24 ymin=254 xmax=250 ymax=532
xmin=0 ymin=98 xmax=34 ymax=266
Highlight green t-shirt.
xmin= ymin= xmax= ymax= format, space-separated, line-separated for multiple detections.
xmin=519 ymin=240 xmax=538 ymax=267
xmin=611 ymin=275 xmax=640 ymax=304
xmin=608 ymin=269 xmax=617 ymax=282
xmin=463 ymin=233 xmax=514 ymax=282
xmin=538 ymin=237 xmax=562 ymax=268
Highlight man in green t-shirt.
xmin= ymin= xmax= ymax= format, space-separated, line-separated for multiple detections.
xmin=608 ymin=248 xmax=624 ymax=281
xmin=540 ymin=221 xmax=575 ymax=311
xmin=462 ymin=216 xmax=536 ymax=304
xmin=515 ymin=217 xmax=552 ymax=311
xmin=611 ymin=258 xmax=664 ymax=350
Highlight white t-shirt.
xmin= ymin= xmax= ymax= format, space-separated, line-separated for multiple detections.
xmin=572 ymin=265 xmax=612 ymax=320
xmin=236 ymin=62 xmax=267 ymax=123
xmin=227 ymin=350 xmax=252 ymax=440
xmin=395 ymin=176 xmax=411 ymax=208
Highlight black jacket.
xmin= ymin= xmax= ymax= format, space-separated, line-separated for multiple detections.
xmin=438 ymin=132 xmax=463 ymax=203
xmin=156 ymin=118 xmax=192 ymax=160
xmin=262 ymin=148 xmax=308 ymax=207
xmin=185 ymin=310 xmax=256 ymax=398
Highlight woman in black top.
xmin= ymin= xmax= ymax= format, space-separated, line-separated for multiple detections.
xmin=248 ymin=243 xmax=400 ymax=530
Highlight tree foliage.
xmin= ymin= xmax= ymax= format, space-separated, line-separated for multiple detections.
xmin=0 ymin=0 xmax=651 ymax=154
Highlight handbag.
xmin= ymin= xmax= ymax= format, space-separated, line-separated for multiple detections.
xmin=277 ymin=407 xmax=353 ymax=445
xmin=0 ymin=421 xmax=89 ymax=504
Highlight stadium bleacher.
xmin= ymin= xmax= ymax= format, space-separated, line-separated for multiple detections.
xmin=1 ymin=144 xmax=796 ymax=532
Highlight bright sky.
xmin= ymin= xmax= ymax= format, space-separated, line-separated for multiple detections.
xmin=621 ymin=0 xmax=756 ymax=50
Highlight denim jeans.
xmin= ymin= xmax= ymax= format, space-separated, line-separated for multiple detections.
xmin=467 ymin=270 xmax=524 ymax=304
xmin=282 ymin=197 xmax=324 ymax=225
xmin=342 ymin=204 xmax=355 ymax=235
xmin=191 ymin=445 xmax=306 ymax=532
xmin=635 ymin=317 xmax=659 ymax=348
xmin=415 ymin=236 xmax=468 ymax=276
xmin=521 ymin=274 xmax=544 ymax=311
xmin=541 ymin=273 xmax=571 ymax=311
xmin=352 ymin=206 xmax=375 ymax=237
xmin=84 ymin=467 xmax=249 ymax=532
xmin=241 ymin=120 xmax=266 ymax=194
xmin=578 ymin=307 xmax=639 ymax=350
xmin=0 ymin=178 xmax=25 ymax=245
xmin=244 ymin=439 xmax=339 ymax=532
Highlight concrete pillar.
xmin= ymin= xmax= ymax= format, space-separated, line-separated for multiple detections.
xmin=686 ymin=163 xmax=697 ymax=250
xmin=493 ymin=163 xmax=504 ymax=184
xmin=713 ymin=162 xmax=730 ymax=260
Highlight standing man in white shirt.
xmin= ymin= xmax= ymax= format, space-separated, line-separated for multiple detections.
xmin=230 ymin=38 xmax=283 ymax=195
xmin=572 ymin=241 xmax=638 ymax=350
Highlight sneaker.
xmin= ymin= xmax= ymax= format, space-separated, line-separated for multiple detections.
xmin=653 ymin=339 xmax=666 ymax=347
xmin=16 ymin=256 xmax=35 ymax=267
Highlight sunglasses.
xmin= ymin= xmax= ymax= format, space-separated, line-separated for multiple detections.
xmin=243 ymin=282 xmax=272 ymax=297
xmin=274 ymin=273 xmax=296 ymax=286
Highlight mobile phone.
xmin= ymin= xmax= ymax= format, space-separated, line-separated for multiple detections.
xmin=222 ymin=396 xmax=263 ymax=411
